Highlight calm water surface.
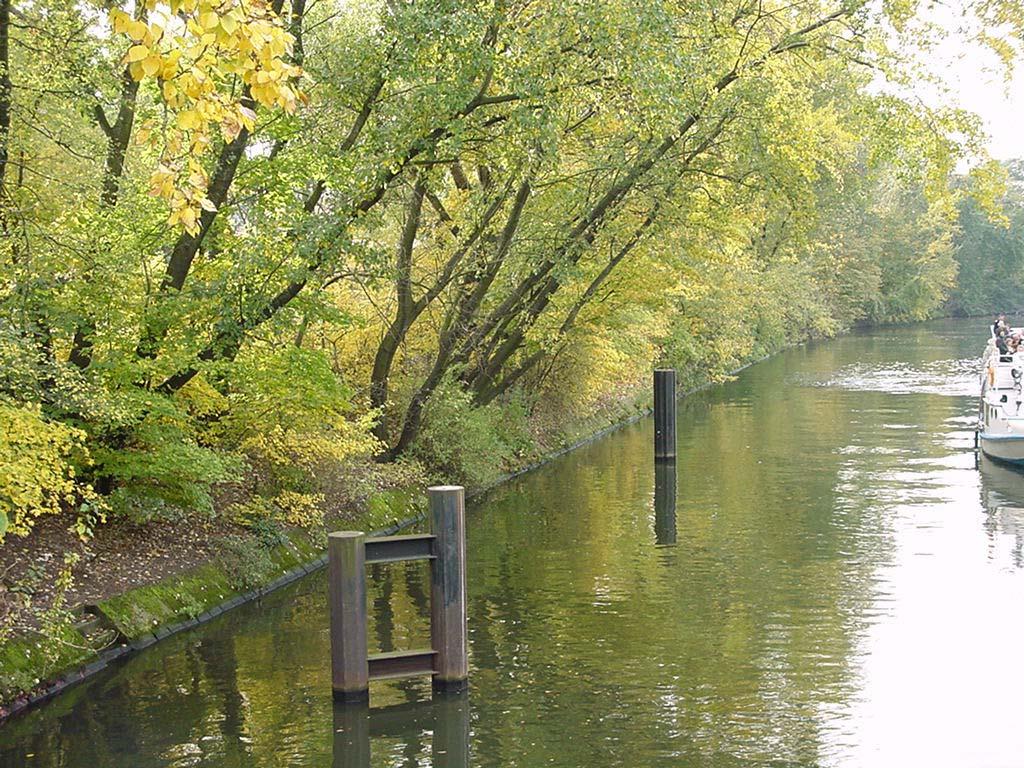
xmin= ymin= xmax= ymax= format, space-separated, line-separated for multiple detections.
xmin=4 ymin=319 xmax=1024 ymax=767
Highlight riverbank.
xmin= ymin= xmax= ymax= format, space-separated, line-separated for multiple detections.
xmin=0 ymin=385 xmax=654 ymax=721
xmin=0 ymin=341 xmax=779 ymax=722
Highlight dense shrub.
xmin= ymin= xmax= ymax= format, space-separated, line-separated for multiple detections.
xmin=410 ymin=381 xmax=534 ymax=489
xmin=0 ymin=403 xmax=97 ymax=541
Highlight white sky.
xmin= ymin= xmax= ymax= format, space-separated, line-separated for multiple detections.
xmin=931 ymin=40 xmax=1023 ymax=163
xmin=909 ymin=8 xmax=1024 ymax=166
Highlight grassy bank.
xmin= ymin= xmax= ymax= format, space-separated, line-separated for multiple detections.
xmin=0 ymin=489 xmax=425 ymax=719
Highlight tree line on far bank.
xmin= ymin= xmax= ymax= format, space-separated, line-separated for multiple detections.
xmin=1 ymin=0 xmax=1023 ymax=546
xmin=947 ymin=160 xmax=1024 ymax=318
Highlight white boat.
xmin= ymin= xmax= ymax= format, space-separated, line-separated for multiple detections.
xmin=979 ymin=332 xmax=1024 ymax=465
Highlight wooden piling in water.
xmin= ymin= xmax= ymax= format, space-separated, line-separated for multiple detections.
xmin=654 ymin=368 xmax=677 ymax=460
xmin=429 ymin=485 xmax=469 ymax=693
xmin=329 ymin=531 xmax=369 ymax=702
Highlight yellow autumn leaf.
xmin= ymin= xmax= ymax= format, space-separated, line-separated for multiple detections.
xmin=187 ymin=161 xmax=209 ymax=187
xmin=181 ymin=75 xmax=204 ymax=99
xmin=143 ymin=22 xmax=165 ymax=47
xmin=176 ymin=110 xmax=203 ymax=130
xmin=148 ymin=166 xmax=176 ymax=198
xmin=126 ymin=19 xmax=149 ymax=41
xmin=250 ymin=82 xmax=272 ymax=105
xmin=110 ymin=9 xmax=131 ymax=34
xmin=160 ymin=59 xmax=178 ymax=81
xmin=220 ymin=117 xmax=241 ymax=141
xmin=238 ymin=105 xmax=257 ymax=130
xmin=180 ymin=206 xmax=199 ymax=233
xmin=142 ymin=55 xmax=163 ymax=77
xmin=126 ymin=44 xmax=150 ymax=63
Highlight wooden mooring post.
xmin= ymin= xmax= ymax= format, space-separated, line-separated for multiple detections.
xmin=429 ymin=486 xmax=468 ymax=694
xmin=654 ymin=368 xmax=677 ymax=461
xmin=328 ymin=531 xmax=369 ymax=702
xmin=328 ymin=485 xmax=468 ymax=703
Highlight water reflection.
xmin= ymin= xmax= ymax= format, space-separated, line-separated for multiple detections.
xmin=333 ymin=695 xmax=470 ymax=768
xmin=979 ymin=455 xmax=1024 ymax=568
xmin=653 ymin=460 xmax=677 ymax=546
xmin=333 ymin=705 xmax=370 ymax=768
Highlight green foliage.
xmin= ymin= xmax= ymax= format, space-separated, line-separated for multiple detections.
xmin=207 ymin=346 xmax=379 ymax=528
xmin=410 ymin=381 xmax=534 ymax=488
xmin=946 ymin=161 xmax=1024 ymax=317
xmin=91 ymin=417 xmax=242 ymax=521
xmin=218 ymin=347 xmax=379 ymax=479
xmin=218 ymin=534 xmax=277 ymax=591
xmin=0 ymin=0 xmax=1008 ymax=542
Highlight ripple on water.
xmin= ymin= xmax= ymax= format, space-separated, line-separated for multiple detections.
xmin=802 ymin=357 xmax=981 ymax=397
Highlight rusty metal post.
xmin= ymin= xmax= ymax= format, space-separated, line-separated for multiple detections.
xmin=654 ymin=368 xmax=677 ymax=460
xmin=654 ymin=459 xmax=677 ymax=546
xmin=429 ymin=486 xmax=468 ymax=694
xmin=329 ymin=531 xmax=369 ymax=702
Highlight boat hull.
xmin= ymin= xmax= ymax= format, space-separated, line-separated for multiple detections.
xmin=980 ymin=433 xmax=1024 ymax=464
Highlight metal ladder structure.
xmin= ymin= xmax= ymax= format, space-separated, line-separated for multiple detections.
xmin=328 ymin=485 xmax=468 ymax=703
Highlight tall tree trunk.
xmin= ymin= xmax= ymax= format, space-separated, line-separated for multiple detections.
xmin=0 ymin=0 xmax=12 ymax=208
xmin=368 ymin=172 xmax=515 ymax=447
xmin=69 ymin=57 xmax=142 ymax=370
xmin=99 ymin=70 xmax=140 ymax=208
xmin=467 ymin=111 xmax=735 ymax=400
xmin=370 ymin=180 xmax=425 ymax=441
xmin=385 ymin=179 xmax=532 ymax=458
xmin=475 ymin=198 xmax=665 ymax=405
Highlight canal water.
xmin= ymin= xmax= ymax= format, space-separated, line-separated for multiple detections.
xmin=4 ymin=319 xmax=1024 ymax=767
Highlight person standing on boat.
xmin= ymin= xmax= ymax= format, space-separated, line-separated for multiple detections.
xmin=993 ymin=314 xmax=1007 ymax=338
xmin=996 ymin=327 xmax=1010 ymax=355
